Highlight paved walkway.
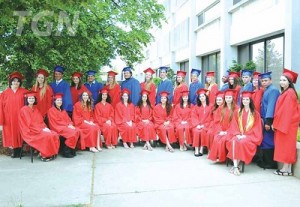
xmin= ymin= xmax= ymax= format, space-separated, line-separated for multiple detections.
xmin=0 ymin=145 xmax=300 ymax=207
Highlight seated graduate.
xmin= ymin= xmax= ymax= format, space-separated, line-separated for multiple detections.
xmin=115 ymin=88 xmax=137 ymax=148
xmin=72 ymin=90 xmax=102 ymax=152
xmin=47 ymin=93 xmax=80 ymax=158
xmin=18 ymin=92 xmax=60 ymax=162
xmin=226 ymin=91 xmax=262 ymax=176
xmin=153 ymin=91 xmax=176 ymax=152
xmin=94 ymin=88 xmax=118 ymax=149
xmin=135 ymin=89 xmax=156 ymax=151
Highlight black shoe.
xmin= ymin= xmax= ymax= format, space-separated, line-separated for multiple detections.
xmin=194 ymin=153 xmax=200 ymax=157
xmin=11 ymin=148 xmax=21 ymax=158
xmin=63 ymin=147 xmax=74 ymax=158
xmin=199 ymin=153 xmax=203 ymax=156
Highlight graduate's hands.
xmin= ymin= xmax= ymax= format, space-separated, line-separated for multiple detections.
xmin=264 ymin=124 xmax=271 ymax=131
xmin=68 ymin=124 xmax=75 ymax=129
xmin=127 ymin=121 xmax=132 ymax=126
xmin=106 ymin=120 xmax=112 ymax=125
xmin=219 ymin=131 xmax=227 ymax=135
xmin=181 ymin=121 xmax=187 ymax=124
xmin=197 ymin=125 xmax=204 ymax=129
xmin=164 ymin=121 xmax=170 ymax=126
xmin=142 ymin=119 xmax=150 ymax=124
xmin=43 ymin=128 xmax=51 ymax=132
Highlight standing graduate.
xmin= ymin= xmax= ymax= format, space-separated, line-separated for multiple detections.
xmin=72 ymin=91 xmax=102 ymax=152
xmin=140 ymin=67 xmax=156 ymax=107
xmin=173 ymin=90 xmax=193 ymax=151
xmin=104 ymin=70 xmax=121 ymax=108
xmin=84 ymin=70 xmax=103 ymax=106
xmin=191 ymin=89 xmax=212 ymax=156
xmin=153 ymin=91 xmax=176 ymax=152
xmin=173 ymin=70 xmax=189 ymax=106
xmin=121 ymin=66 xmax=141 ymax=106
xmin=273 ymin=69 xmax=300 ymax=176
xmin=220 ymin=71 xmax=229 ymax=91
xmin=257 ymin=71 xmax=280 ymax=169
xmin=135 ymin=89 xmax=156 ymax=151
xmin=50 ymin=65 xmax=73 ymax=115
xmin=0 ymin=72 xmax=28 ymax=158
xmin=238 ymin=69 xmax=254 ymax=104
xmin=205 ymin=71 xmax=218 ymax=104
xmin=226 ymin=91 xmax=262 ymax=176
xmin=31 ymin=69 xmax=53 ymax=118
xmin=18 ymin=92 xmax=60 ymax=162
xmin=228 ymin=71 xmax=241 ymax=102
xmin=94 ymin=89 xmax=118 ymax=149
xmin=189 ymin=68 xmax=204 ymax=105
xmin=48 ymin=93 xmax=80 ymax=158
xmin=252 ymin=72 xmax=264 ymax=113
xmin=156 ymin=66 xmax=173 ymax=104
xmin=70 ymin=72 xmax=89 ymax=105
xmin=115 ymin=89 xmax=137 ymax=148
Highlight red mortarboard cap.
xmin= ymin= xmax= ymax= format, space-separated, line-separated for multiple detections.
xmin=283 ymin=68 xmax=298 ymax=83
xmin=241 ymin=91 xmax=254 ymax=98
xmin=176 ymin=70 xmax=187 ymax=77
xmin=54 ymin=93 xmax=64 ymax=99
xmin=253 ymin=72 xmax=261 ymax=79
xmin=159 ymin=91 xmax=170 ymax=97
xmin=196 ymin=88 xmax=208 ymax=95
xmin=100 ymin=88 xmax=109 ymax=94
xmin=121 ymin=88 xmax=131 ymax=95
xmin=224 ymin=89 xmax=236 ymax=97
xmin=9 ymin=71 xmax=24 ymax=80
xmin=24 ymin=91 xmax=37 ymax=98
xmin=206 ymin=71 xmax=215 ymax=77
xmin=141 ymin=89 xmax=150 ymax=96
xmin=54 ymin=65 xmax=65 ymax=73
xmin=107 ymin=70 xmax=118 ymax=77
xmin=228 ymin=71 xmax=240 ymax=79
xmin=72 ymin=72 xmax=83 ymax=78
xmin=216 ymin=91 xmax=225 ymax=98
xmin=36 ymin=69 xmax=49 ymax=77
xmin=180 ymin=90 xmax=189 ymax=96
xmin=143 ymin=67 xmax=155 ymax=74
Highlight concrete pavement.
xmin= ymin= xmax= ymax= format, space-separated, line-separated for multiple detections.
xmin=0 ymin=145 xmax=300 ymax=207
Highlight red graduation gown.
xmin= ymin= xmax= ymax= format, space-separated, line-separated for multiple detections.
xmin=47 ymin=106 xmax=80 ymax=149
xmin=252 ymin=88 xmax=264 ymax=114
xmin=140 ymin=82 xmax=156 ymax=107
xmin=70 ymin=85 xmax=89 ymax=105
xmin=72 ymin=102 xmax=100 ymax=148
xmin=273 ymin=88 xmax=300 ymax=163
xmin=173 ymin=104 xmax=193 ymax=145
xmin=226 ymin=109 xmax=262 ymax=164
xmin=94 ymin=102 xmax=118 ymax=146
xmin=135 ymin=105 xmax=156 ymax=141
xmin=105 ymin=84 xmax=121 ymax=108
xmin=173 ymin=83 xmax=188 ymax=106
xmin=153 ymin=104 xmax=176 ymax=144
xmin=207 ymin=83 xmax=218 ymax=104
xmin=18 ymin=106 xmax=59 ymax=157
xmin=115 ymin=102 xmax=137 ymax=143
xmin=0 ymin=87 xmax=28 ymax=148
xmin=206 ymin=107 xmax=222 ymax=150
xmin=31 ymin=85 xmax=53 ymax=117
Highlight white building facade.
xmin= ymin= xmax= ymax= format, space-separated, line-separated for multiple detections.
xmin=136 ymin=0 xmax=300 ymax=89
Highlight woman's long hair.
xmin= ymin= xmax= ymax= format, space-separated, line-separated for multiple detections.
xmin=239 ymin=98 xmax=255 ymax=117
xmin=197 ymin=94 xmax=209 ymax=107
xmin=53 ymin=98 xmax=64 ymax=110
xmin=121 ymin=95 xmax=132 ymax=104
xmin=175 ymin=76 xmax=185 ymax=89
xmin=25 ymin=97 xmax=37 ymax=105
xmin=162 ymin=97 xmax=172 ymax=116
xmin=229 ymin=78 xmax=239 ymax=89
xmin=9 ymin=78 xmax=22 ymax=88
xmin=71 ymin=77 xmax=83 ymax=89
xmin=179 ymin=96 xmax=191 ymax=108
xmin=106 ymin=76 xmax=118 ymax=89
xmin=96 ymin=93 xmax=112 ymax=104
xmin=80 ymin=92 xmax=93 ymax=111
xmin=137 ymin=95 xmax=152 ymax=111
xmin=281 ymin=75 xmax=298 ymax=99
xmin=144 ymin=76 xmax=154 ymax=91
xmin=32 ymin=76 xmax=49 ymax=100
xmin=220 ymin=99 xmax=235 ymax=122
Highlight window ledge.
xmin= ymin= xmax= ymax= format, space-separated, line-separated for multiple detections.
xmin=195 ymin=17 xmax=220 ymax=33
xmin=228 ymin=0 xmax=253 ymax=14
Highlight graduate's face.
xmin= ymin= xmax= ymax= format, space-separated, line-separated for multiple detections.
xmin=161 ymin=96 xmax=167 ymax=104
xmin=206 ymin=76 xmax=212 ymax=84
xmin=191 ymin=73 xmax=198 ymax=82
xmin=222 ymin=76 xmax=228 ymax=83
xmin=261 ymin=78 xmax=271 ymax=88
xmin=225 ymin=96 xmax=233 ymax=104
xmin=27 ymin=96 xmax=36 ymax=105
xmin=176 ymin=76 xmax=183 ymax=83
xmin=11 ymin=78 xmax=20 ymax=88
xmin=242 ymin=75 xmax=251 ymax=84
xmin=145 ymin=72 xmax=152 ymax=81
xmin=216 ymin=97 xmax=224 ymax=106
xmin=55 ymin=98 xmax=63 ymax=107
xmin=182 ymin=95 xmax=188 ymax=102
xmin=229 ymin=77 xmax=234 ymax=85
xmin=72 ymin=76 xmax=80 ymax=84
xmin=279 ymin=75 xmax=289 ymax=90
xmin=37 ymin=74 xmax=45 ymax=84
xmin=199 ymin=94 xmax=206 ymax=102
xmin=87 ymin=75 xmax=95 ymax=82
xmin=107 ymin=76 xmax=114 ymax=84
xmin=82 ymin=92 xmax=90 ymax=102
xmin=122 ymin=93 xmax=129 ymax=102
xmin=124 ymin=71 xmax=131 ymax=79
xmin=142 ymin=94 xmax=148 ymax=102
xmin=102 ymin=93 xmax=108 ymax=101
xmin=242 ymin=97 xmax=250 ymax=106
xmin=252 ymin=78 xmax=259 ymax=87
xmin=160 ymin=70 xmax=167 ymax=79
xmin=54 ymin=72 xmax=63 ymax=81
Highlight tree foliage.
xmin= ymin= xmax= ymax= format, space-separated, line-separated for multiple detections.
xmin=0 ymin=0 xmax=165 ymax=88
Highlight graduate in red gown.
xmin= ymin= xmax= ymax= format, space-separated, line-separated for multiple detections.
xmin=191 ymin=89 xmax=212 ymax=156
xmin=135 ymin=89 xmax=156 ymax=151
xmin=48 ymin=93 xmax=80 ymax=158
xmin=94 ymin=88 xmax=118 ymax=149
xmin=252 ymin=72 xmax=264 ymax=113
xmin=273 ymin=69 xmax=300 ymax=176
xmin=208 ymin=89 xmax=238 ymax=162
xmin=115 ymin=89 xmax=137 ymax=148
xmin=19 ymin=92 xmax=60 ymax=161
xmin=31 ymin=69 xmax=53 ymax=118
xmin=104 ymin=71 xmax=121 ymax=108
xmin=205 ymin=71 xmax=218 ymax=104
xmin=228 ymin=71 xmax=241 ymax=102
xmin=140 ymin=68 xmax=156 ymax=107
xmin=0 ymin=72 xmax=28 ymax=158
xmin=173 ymin=90 xmax=193 ymax=151
xmin=70 ymin=72 xmax=89 ymax=105
xmin=226 ymin=91 xmax=263 ymax=175
xmin=153 ymin=91 xmax=176 ymax=152
xmin=173 ymin=70 xmax=188 ymax=106
xmin=72 ymin=91 xmax=102 ymax=152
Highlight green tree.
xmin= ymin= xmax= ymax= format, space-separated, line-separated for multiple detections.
xmin=0 ymin=0 xmax=165 ymax=88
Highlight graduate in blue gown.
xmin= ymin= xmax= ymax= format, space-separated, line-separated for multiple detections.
xmin=50 ymin=65 xmax=73 ymax=114
xmin=121 ymin=66 xmax=141 ymax=106
xmin=238 ymin=69 xmax=254 ymax=104
xmin=84 ymin=70 xmax=103 ymax=106
xmin=156 ymin=66 xmax=174 ymax=104
xmin=220 ymin=70 xmax=229 ymax=91
xmin=188 ymin=68 xmax=204 ymax=105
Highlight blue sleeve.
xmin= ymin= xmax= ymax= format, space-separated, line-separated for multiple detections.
xmin=265 ymin=88 xmax=280 ymax=118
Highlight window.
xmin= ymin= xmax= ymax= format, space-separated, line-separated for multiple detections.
xmin=197 ymin=13 xmax=204 ymax=26
xmin=201 ymin=52 xmax=221 ymax=85
xmin=179 ymin=61 xmax=189 ymax=82
xmin=233 ymin=0 xmax=242 ymax=5
xmin=197 ymin=1 xmax=220 ymax=27
xmin=173 ymin=18 xmax=189 ymax=50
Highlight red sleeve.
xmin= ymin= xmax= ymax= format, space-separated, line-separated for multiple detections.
xmin=72 ymin=102 xmax=84 ymax=126
xmin=48 ymin=107 xmax=71 ymax=132
xmin=135 ymin=106 xmax=142 ymax=123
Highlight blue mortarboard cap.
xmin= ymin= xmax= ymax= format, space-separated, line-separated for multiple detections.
xmin=86 ymin=70 xmax=97 ymax=76
xmin=159 ymin=66 xmax=169 ymax=72
xmin=258 ymin=71 xmax=272 ymax=79
xmin=191 ymin=68 xmax=201 ymax=76
xmin=241 ymin=69 xmax=253 ymax=77
xmin=122 ymin=66 xmax=132 ymax=72
xmin=54 ymin=65 xmax=65 ymax=73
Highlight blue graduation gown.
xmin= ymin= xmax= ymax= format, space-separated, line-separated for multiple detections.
xmin=189 ymin=81 xmax=204 ymax=105
xmin=220 ymin=83 xmax=229 ymax=91
xmin=84 ymin=81 xmax=103 ymax=104
xmin=121 ymin=77 xmax=141 ymax=106
xmin=50 ymin=80 xmax=73 ymax=112
xmin=260 ymin=84 xmax=280 ymax=149
xmin=156 ymin=78 xmax=173 ymax=104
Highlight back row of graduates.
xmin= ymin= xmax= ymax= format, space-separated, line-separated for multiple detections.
xmin=0 ymin=66 xmax=299 ymax=176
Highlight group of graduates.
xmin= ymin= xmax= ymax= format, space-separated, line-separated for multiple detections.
xmin=0 ymin=65 xmax=299 ymax=176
